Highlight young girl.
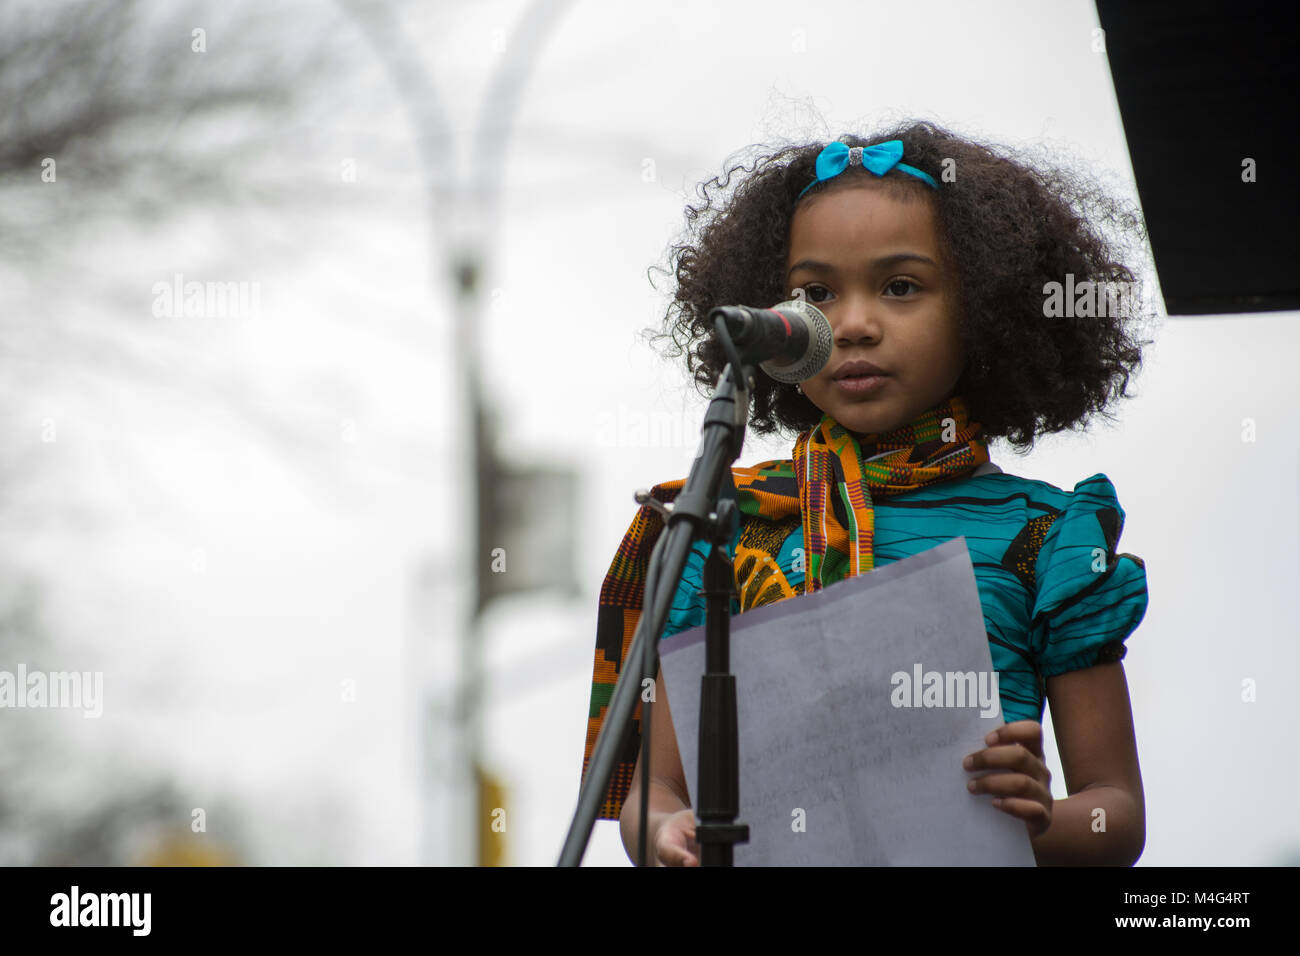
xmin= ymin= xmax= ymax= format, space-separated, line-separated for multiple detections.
xmin=581 ymin=121 xmax=1152 ymax=866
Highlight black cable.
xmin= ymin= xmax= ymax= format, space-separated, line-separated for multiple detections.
xmin=636 ymin=500 xmax=668 ymax=867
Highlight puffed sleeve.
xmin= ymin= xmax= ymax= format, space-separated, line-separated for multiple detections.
xmin=1029 ymin=473 xmax=1149 ymax=679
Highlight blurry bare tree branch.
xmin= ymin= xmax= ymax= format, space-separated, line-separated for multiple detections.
xmin=0 ymin=0 xmax=441 ymax=503
xmin=0 ymin=0 xmax=356 ymax=260
xmin=0 ymin=0 xmax=429 ymax=866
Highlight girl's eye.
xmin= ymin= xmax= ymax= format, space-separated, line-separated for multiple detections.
xmin=794 ymin=284 xmax=831 ymax=303
xmin=885 ymin=279 xmax=918 ymax=297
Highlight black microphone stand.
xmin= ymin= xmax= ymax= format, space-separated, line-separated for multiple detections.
xmin=694 ymin=470 xmax=750 ymax=865
xmin=558 ymin=318 xmax=753 ymax=866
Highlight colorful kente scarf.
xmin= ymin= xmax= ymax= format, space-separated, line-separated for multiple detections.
xmin=581 ymin=395 xmax=989 ymax=821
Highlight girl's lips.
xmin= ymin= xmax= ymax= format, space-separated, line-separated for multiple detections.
xmin=832 ymin=359 xmax=888 ymax=379
xmin=834 ymin=374 xmax=888 ymax=395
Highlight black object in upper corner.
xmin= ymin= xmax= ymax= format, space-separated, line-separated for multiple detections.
xmin=1094 ymin=0 xmax=1300 ymax=315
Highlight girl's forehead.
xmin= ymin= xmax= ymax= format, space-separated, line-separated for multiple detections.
xmin=792 ymin=180 xmax=935 ymax=222
xmin=787 ymin=186 xmax=940 ymax=256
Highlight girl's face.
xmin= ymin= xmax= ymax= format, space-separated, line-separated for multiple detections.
xmin=784 ymin=183 xmax=965 ymax=438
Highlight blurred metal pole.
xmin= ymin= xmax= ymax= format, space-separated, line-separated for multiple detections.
xmin=463 ymin=0 xmax=577 ymax=869
xmin=338 ymin=0 xmax=575 ymax=866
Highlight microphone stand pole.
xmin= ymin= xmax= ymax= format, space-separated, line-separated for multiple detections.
xmin=559 ymin=334 xmax=753 ymax=866
xmin=695 ymin=465 xmax=750 ymax=865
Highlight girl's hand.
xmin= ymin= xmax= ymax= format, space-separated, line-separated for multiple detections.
xmin=653 ymin=808 xmax=700 ymax=866
xmin=964 ymin=720 xmax=1054 ymax=839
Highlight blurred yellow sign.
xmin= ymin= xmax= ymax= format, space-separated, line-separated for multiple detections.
xmin=478 ymin=765 xmax=508 ymax=867
xmin=136 ymin=834 xmax=237 ymax=867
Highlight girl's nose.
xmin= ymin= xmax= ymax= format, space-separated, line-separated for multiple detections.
xmin=831 ymin=298 xmax=882 ymax=345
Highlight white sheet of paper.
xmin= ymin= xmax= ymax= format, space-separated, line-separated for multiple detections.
xmin=658 ymin=536 xmax=1037 ymax=866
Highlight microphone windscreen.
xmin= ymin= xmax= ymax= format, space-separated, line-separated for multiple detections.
xmin=760 ymin=299 xmax=832 ymax=383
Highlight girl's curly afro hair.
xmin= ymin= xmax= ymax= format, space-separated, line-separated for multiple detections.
xmin=645 ymin=120 xmax=1156 ymax=453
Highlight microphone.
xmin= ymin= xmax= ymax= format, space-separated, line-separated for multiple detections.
xmin=708 ymin=298 xmax=833 ymax=383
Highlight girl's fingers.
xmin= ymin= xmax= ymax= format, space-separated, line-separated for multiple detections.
xmin=657 ymin=826 xmax=699 ymax=866
xmin=968 ymin=772 xmax=1053 ymax=836
xmin=968 ymin=770 xmax=1052 ymax=805
xmin=965 ymin=742 xmax=1050 ymax=780
xmin=986 ymin=720 xmax=1045 ymax=757
xmin=683 ymin=833 xmax=699 ymax=863
xmin=661 ymin=845 xmax=698 ymax=866
xmin=988 ymin=796 xmax=1052 ymax=833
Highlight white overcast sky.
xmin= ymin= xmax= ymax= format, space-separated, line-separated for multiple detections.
xmin=8 ymin=0 xmax=1297 ymax=869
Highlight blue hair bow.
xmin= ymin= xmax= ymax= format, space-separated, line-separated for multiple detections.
xmin=797 ymin=140 xmax=938 ymax=198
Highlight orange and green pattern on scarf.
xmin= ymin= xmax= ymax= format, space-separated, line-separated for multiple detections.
xmin=796 ymin=395 xmax=990 ymax=592
xmin=580 ymin=395 xmax=989 ymax=821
